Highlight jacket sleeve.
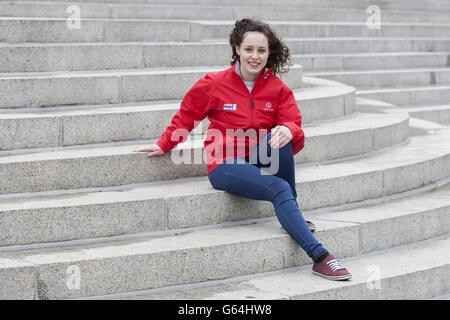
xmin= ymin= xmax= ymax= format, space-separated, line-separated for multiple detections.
xmin=275 ymin=84 xmax=305 ymax=154
xmin=156 ymin=73 xmax=215 ymax=153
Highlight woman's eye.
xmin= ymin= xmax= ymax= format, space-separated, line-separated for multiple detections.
xmin=244 ymin=49 xmax=266 ymax=53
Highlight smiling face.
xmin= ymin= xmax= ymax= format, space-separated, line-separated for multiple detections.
xmin=235 ymin=31 xmax=270 ymax=81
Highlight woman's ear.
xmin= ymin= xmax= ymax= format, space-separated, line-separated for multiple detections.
xmin=235 ymin=45 xmax=240 ymax=57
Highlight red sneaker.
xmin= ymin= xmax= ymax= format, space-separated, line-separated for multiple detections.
xmin=306 ymin=220 xmax=316 ymax=233
xmin=312 ymin=255 xmax=352 ymax=281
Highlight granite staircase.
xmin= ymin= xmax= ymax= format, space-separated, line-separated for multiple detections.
xmin=0 ymin=0 xmax=449 ymax=300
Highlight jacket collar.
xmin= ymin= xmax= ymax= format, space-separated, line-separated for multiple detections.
xmin=232 ymin=61 xmax=272 ymax=81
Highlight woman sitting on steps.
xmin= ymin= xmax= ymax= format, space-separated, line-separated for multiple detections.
xmin=134 ymin=18 xmax=351 ymax=281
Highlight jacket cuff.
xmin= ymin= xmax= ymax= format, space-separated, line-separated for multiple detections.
xmin=156 ymin=137 xmax=172 ymax=154
xmin=281 ymin=122 xmax=301 ymax=138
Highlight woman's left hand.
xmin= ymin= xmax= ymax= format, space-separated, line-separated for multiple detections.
xmin=268 ymin=125 xmax=293 ymax=149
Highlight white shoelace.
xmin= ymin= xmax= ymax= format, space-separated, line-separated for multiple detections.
xmin=326 ymin=259 xmax=346 ymax=272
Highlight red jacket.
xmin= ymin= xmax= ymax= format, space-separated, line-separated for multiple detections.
xmin=157 ymin=62 xmax=305 ymax=175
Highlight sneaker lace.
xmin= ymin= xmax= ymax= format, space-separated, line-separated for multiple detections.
xmin=326 ymin=259 xmax=346 ymax=272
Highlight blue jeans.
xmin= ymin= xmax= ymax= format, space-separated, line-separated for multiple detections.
xmin=208 ymin=133 xmax=329 ymax=263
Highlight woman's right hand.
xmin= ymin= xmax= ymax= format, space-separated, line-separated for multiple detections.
xmin=133 ymin=144 xmax=165 ymax=158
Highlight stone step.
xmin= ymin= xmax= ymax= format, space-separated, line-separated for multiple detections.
xmin=0 ymin=219 xmax=359 ymax=299
xmin=357 ymin=84 xmax=450 ymax=106
xmin=0 ymin=110 xmax=409 ymax=195
xmin=201 ymin=21 xmax=450 ymax=40
xmin=0 ymin=17 xmax=204 ymax=43
xmin=0 ymin=79 xmax=355 ymax=149
xmin=305 ymin=67 xmax=450 ymax=88
xmin=2 ymin=1 xmax=449 ymax=23
xmin=0 ymin=42 xmax=232 ymax=72
xmin=5 ymin=125 xmax=450 ymax=248
xmin=434 ymin=293 xmax=450 ymax=300
xmin=1 ymin=181 xmax=449 ymax=299
xmin=3 ymin=17 xmax=450 ymax=47
xmin=402 ymin=104 xmax=450 ymax=125
xmin=2 ymin=39 xmax=449 ymax=73
xmin=282 ymin=37 xmax=450 ymax=54
xmin=122 ymin=235 xmax=450 ymax=300
xmin=294 ymin=52 xmax=450 ymax=72
xmin=0 ymin=65 xmax=302 ymax=109
xmin=4 ymin=17 xmax=450 ymax=44
xmin=7 ymin=0 xmax=450 ymax=12
xmin=408 ymin=118 xmax=447 ymax=137
xmin=0 ymin=0 xmax=448 ymax=302
xmin=356 ymin=97 xmax=450 ymax=130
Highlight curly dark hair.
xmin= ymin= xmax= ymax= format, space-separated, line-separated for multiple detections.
xmin=229 ymin=18 xmax=292 ymax=76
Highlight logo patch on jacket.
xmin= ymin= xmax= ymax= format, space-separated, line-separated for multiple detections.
xmin=223 ymin=103 xmax=237 ymax=111
xmin=264 ymin=102 xmax=273 ymax=111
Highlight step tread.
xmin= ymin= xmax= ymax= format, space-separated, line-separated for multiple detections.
xmin=305 ymin=67 xmax=450 ymax=76
xmin=0 ymin=218 xmax=354 ymax=262
xmin=293 ymin=129 xmax=449 ymax=180
xmin=2 ymin=1 xmax=449 ymax=8
xmin=201 ymin=38 xmax=450 ymax=44
xmin=6 ymin=0 xmax=450 ymax=15
xmin=311 ymin=182 xmax=450 ymax=224
xmin=123 ymin=235 xmax=450 ymax=300
xmin=0 ymin=39 xmax=447 ymax=51
xmin=2 ymin=178 xmax=450 ymax=260
xmin=0 ymin=16 xmax=192 ymax=22
xmin=0 ymin=84 xmax=351 ymax=119
xmin=0 ymin=65 xmax=233 ymax=79
xmin=0 ymin=127 xmax=447 ymax=214
xmin=7 ymin=17 xmax=450 ymax=27
xmin=0 ymin=111 xmax=408 ymax=162
xmin=294 ymin=51 xmax=450 ymax=57
xmin=357 ymin=84 xmax=450 ymax=93
xmin=404 ymin=103 xmax=450 ymax=111
xmin=0 ymin=41 xmax=226 ymax=48
xmin=284 ymin=36 xmax=450 ymax=40
xmin=199 ymin=20 xmax=450 ymax=26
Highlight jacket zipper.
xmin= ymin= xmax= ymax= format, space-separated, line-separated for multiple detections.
xmin=248 ymin=71 xmax=265 ymax=129
xmin=250 ymin=96 xmax=255 ymax=128
xmin=234 ymin=67 xmax=270 ymax=129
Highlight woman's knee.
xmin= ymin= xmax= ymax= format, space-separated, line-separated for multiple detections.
xmin=269 ymin=179 xmax=294 ymax=204
xmin=208 ymin=164 xmax=227 ymax=190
